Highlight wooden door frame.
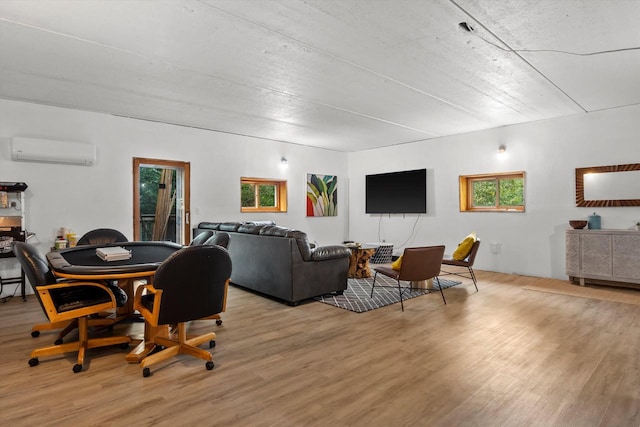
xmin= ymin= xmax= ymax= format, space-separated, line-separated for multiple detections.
xmin=133 ymin=158 xmax=191 ymax=244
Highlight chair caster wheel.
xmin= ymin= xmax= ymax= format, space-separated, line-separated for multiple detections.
xmin=209 ymin=340 xmax=216 ymax=348
xmin=206 ymin=361 xmax=214 ymax=370
xmin=216 ymin=319 xmax=222 ymax=326
xmin=28 ymin=357 xmax=39 ymax=367
xmin=54 ymin=338 xmax=63 ymax=345
xmin=143 ymin=367 xmax=151 ymax=377
xmin=72 ymin=364 xmax=83 ymax=373
xmin=119 ymin=342 xmax=129 ymax=349
xmin=31 ymin=330 xmax=40 ymax=338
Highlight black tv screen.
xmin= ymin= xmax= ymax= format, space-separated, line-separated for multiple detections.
xmin=366 ymin=168 xmax=427 ymax=214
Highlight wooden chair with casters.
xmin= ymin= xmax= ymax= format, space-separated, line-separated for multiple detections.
xmin=29 ymin=228 xmax=129 ymax=342
xmin=440 ymin=240 xmax=480 ymax=292
xmin=75 ymin=229 xmax=141 ymax=319
xmin=134 ymin=245 xmax=231 ymax=377
xmin=12 ymin=242 xmax=131 ymax=373
xmin=371 ymin=245 xmax=446 ymax=311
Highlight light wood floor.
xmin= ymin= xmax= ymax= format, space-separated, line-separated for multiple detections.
xmin=1 ymin=271 xmax=638 ymax=427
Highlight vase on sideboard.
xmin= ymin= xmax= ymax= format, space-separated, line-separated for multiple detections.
xmin=588 ymin=212 xmax=601 ymax=230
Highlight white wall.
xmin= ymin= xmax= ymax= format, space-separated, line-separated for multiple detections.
xmin=348 ymin=105 xmax=640 ymax=279
xmin=1 ymin=99 xmax=638 ymax=299
xmin=0 ymin=99 xmax=348 ymax=297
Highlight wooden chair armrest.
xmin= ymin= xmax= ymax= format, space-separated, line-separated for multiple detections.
xmin=221 ymin=279 xmax=229 ymax=313
xmin=133 ymin=283 xmax=163 ymax=326
xmin=39 ymin=280 xmax=111 ymax=291
xmin=133 ymin=282 xmax=158 ymax=301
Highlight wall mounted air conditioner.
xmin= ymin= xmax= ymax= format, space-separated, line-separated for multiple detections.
xmin=11 ymin=136 xmax=96 ymax=166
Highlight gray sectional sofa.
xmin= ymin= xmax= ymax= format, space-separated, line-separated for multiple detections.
xmin=194 ymin=221 xmax=351 ymax=305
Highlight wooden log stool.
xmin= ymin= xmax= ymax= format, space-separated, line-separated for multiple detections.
xmin=347 ymin=248 xmax=376 ymax=278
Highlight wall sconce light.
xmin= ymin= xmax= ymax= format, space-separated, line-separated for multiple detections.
xmin=280 ymin=157 xmax=288 ymax=167
xmin=497 ymin=145 xmax=506 ymax=153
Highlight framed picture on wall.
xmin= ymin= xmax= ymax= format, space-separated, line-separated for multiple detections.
xmin=306 ymin=173 xmax=337 ymax=217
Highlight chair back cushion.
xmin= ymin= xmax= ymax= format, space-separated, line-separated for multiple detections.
xmin=12 ymin=242 xmax=57 ymax=288
xmin=190 ymin=230 xmax=214 ymax=246
xmin=12 ymin=242 xmax=59 ymax=316
xmin=152 ymin=245 xmax=232 ymax=324
xmin=398 ymin=246 xmax=445 ymax=282
xmin=205 ymin=232 xmax=230 ymax=249
xmin=77 ymin=228 xmax=128 ymax=246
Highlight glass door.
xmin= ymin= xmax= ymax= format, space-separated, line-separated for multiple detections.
xmin=133 ymin=158 xmax=190 ymax=244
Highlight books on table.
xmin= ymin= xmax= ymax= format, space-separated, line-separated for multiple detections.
xmin=96 ymin=246 xmax=131 ymax=262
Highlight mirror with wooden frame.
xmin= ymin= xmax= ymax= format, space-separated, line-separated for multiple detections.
xmin=575 ymin=163 xmax=640 ymax=207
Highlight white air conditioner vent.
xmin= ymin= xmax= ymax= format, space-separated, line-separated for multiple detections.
xmin=11 ymin=137 xmax=96 ymax=166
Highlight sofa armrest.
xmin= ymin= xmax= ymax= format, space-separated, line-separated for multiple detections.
xmin=310 ymin=245 xmax=351 ymax=261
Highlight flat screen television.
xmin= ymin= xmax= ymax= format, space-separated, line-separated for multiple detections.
xmin=365 ymin=168 xmax=427 ymax=214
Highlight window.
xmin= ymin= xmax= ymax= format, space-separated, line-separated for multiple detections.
xmin=240 ymin=177 xmax=287 ymax=213
xmin=459 ymin=171 xmax=525 ymax=212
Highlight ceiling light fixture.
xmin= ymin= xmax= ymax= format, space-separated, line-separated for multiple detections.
xmin=280 ymin=157 xmax=288 ymax=167
xmin=497 ymin=145 xmax=506 ymax=153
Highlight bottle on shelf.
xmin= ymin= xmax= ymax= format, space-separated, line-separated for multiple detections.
xmin=54 ymin=236 xmax=67 ymax=250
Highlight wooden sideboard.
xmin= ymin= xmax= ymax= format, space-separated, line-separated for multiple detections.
xmin=566 ymin=229 xmax=640 ymax=288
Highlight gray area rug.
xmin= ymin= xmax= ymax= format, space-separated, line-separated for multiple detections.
xmin=315 ymin=275 xmax=460 ymax=313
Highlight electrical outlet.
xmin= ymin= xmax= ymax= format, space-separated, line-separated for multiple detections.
xmin=10 ymin=201 xmax=16 ymax=208
xmin=490 ymin=242 xmax=500 ymax=254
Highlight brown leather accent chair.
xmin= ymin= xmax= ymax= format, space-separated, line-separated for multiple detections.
xmin=440 ymin=240 xmax=480 ymax=292
xmin=134 ymin=245 xmax=232 ymax=377
xmin=371 ymin=245 xmax=446 ymax=311
xmin=13 ymin=242 xmax=131 ymax=373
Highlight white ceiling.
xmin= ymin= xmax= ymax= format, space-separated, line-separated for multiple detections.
xmin=1 ymin=0 xmax=639 ymax=152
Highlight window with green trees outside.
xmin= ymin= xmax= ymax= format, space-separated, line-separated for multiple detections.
xmin=459 ymin=171 xmax=525 ymax=212
xmin=240 ymin=178 xmax=287 ymax=212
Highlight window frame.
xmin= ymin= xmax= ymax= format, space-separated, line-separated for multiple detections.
xmin=459 ymin=171 xmax=526 ymax=212
xmin=240 ymin=177 xmax=288 ymax=213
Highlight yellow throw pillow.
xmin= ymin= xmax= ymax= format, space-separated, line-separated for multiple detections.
xmin=391 ymin=255 xmax=403 ymax=270
xmin=452 ymin=232 xmax=476 ymax=260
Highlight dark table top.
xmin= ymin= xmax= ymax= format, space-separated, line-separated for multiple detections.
xmin=46 ymin=241 xmax=183 ymax=278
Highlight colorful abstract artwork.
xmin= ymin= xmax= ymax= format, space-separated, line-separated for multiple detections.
xmin=306 ymin=173 xmax=337 ymax=217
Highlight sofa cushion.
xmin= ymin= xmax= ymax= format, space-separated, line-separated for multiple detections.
xmin=197 ymin=222 xmax=221 ymax=230
xmin=311 ymin=245 xmax=352 ymax=261
xmin=219 ymin=222 xmax=242 ymax=232
xmin=286 ymin=230 xmax=313 ymax=261
xmin=245 ymin=220 xmax=276 ymax=226
xmin=237 ymin=223 xmax=267 ymax=234
xmin=259 ymin=225 xmax=291 ymax=237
